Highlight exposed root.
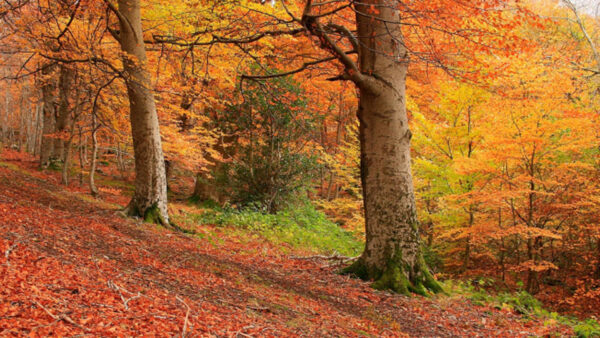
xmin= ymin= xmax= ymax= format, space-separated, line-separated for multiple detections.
xmin=124 ymin=202 xmax=196 ymax=234
xmin=124 ymin=202 xmax=166 ymax=225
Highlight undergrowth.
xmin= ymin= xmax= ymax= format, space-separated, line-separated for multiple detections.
xmin=179 ymin=202 xmax=363 ymax=257
xmin=443 ymin=279 xmax=600 ymax=337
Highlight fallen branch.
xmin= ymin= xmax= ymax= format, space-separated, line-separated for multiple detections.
xmin=107 ymin=281 xmax=142 ymax=310
xmin=33 ymin=300 xmax=90 ymax=332
xmin=176 ymin=296 xmax=191 ymax=338
xmin=4 ymin=242 xmax=18 ymax=266
xmin=289 ymin=253 xmax=358 ymax=263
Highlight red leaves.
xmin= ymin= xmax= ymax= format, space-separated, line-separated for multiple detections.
xmin=0 ymin=154 xmax=574 ymax=336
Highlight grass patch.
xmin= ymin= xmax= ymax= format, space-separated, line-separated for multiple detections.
xmin=97 ymin=176 xmax=134 ymax=193
xmin=180 ymin=202 xmax=363 ymax=257
xmin=443 ymin=279 xmax=600 ymax=337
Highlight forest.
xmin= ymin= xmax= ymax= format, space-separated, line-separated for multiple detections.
xmin=2 ymin=0 xmax=600 ymax=336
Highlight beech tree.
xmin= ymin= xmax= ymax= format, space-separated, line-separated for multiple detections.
xmin=104 ymin=0 xmax=169 ymax=224
xmin=189 ymin=0 xmax=520 ymax=293
xmin=306 ymin=0 xmax=440 ymax=294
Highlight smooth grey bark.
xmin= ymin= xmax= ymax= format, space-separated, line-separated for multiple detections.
xmin=323 ymin=0 xmax=441 ymax=294
xmin=114 ymin=0 xmax=169 ymax=224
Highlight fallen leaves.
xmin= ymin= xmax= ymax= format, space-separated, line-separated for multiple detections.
xmin=0 ymin=156 xmax=574 ymax=336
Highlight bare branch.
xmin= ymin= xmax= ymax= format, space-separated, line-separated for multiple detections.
xmin=176 ymin=296 xmax=191 ymax=338
xmin=563 ymin=0 xmax=600 ymax=71
xmin=242 ymin=55 xmax=345 ymax=80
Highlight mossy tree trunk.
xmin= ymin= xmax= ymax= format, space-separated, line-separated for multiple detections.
xmin=111 ymin=0 xmax=169 ymax=225
xmin=330 ymin=0 xmax=441 ymax=295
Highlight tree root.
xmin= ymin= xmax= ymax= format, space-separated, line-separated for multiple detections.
xmin=342 ymin=252 xmax=443 ymax=296
xmin=123 ymin=202 xmax=196 ymax=234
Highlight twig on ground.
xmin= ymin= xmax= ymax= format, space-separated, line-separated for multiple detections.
xmin=247 ymin=305 xmax=270 ymax=312
xmin=5 ymin=242 xmax=18 ymax=266
xmin=289 ymin=253 xmax=358 ymax=263
xmin=33 ymin=300 xmax=90 ymax=332
xmin=176 ymin=295 xmax=191 ymax=338
xmin=107 ymin=281 xmax=142 ymax=310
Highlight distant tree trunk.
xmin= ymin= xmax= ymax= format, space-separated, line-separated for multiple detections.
xmin=114 ymin=0 xmax=169 ymax=224
xmin=26 ymin=105 xmax=35 ymax=153
xmin=463 ymin=207 xmax=475 ymax=273
xmin=78 ymin=125 xmax=85 ymax=185
xmin=338 ymin=0 xmax=441 ymax=294
xmin=498 ymin=207 xmax=507 ymax=282
xmin=595 ymin=238 xmax=600 ymax=280
xmin=61 ymin=136 xmax=73 ymax=185
xmin=1 ymin=90 xmax=9 ymax=145
xmin=89 ymin=112 xmax=99 ymax=196
xmin=55 ymin=65 xmax=74 ymax=161
xmin=526 ymin=237 xmax=542 ymax=294
xmin=61 ymin=91 xmax=80 ymax=186
xmin=116 ymin=142 xmax=127 ymax=178
xmin=18 ymin=108 xmax=25 ymax=151
xmin=34 ymin=104 xmax=43 ymax=156
xmin=40 ymin=63 xmax=57 ymax=168
xmin=18 ymin=85 xmax=28 ymax=151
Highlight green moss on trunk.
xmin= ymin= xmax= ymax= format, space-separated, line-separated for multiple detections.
xmin=143 ymin=204 xmax=166 ymax=225
xmin=342 ymin=250 xmax=443 ymax=296
xmin=125 ymin=202 xmax=167 ymax=226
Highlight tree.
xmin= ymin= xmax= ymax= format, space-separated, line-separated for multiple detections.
xmin=215 ymin=77 xmax=321 ymax=213
xmin=105 ymin=0 xmax=169 ymax=224
xmin=39 ymin=62 xmax=57 ymax=168
xmin=169 ymin=0 xmax=522 ymax=294
xmin=310 ymin=0 xmax=440 ymax=294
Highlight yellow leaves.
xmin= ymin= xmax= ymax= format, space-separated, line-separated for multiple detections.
xmin=504 ymin=225 xmax=562 ymax=240
xmin=518 ymin=260 xmax=559 ymax=272
xmin=409 ymin=8 xmax=600 ymax=276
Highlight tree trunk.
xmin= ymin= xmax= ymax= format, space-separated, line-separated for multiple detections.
xmin=89 ymin=112 xmax=99 ymax=197
xmin=342 ymin=0 xmax=441 ymax=295
xmin=115 ymin=0 xmax=169 ymax=224
xmin=34 ymin=104 xmax=43 ymax=156
xmin=61 ymin=91 xmax=80 ymax=186
xmin=463 ymin=207 xmax=475 ymax=273
xmin=55 ymin=65 xmax=74 ymax=161
xmin=40 ymin=63 xmax=57 ymax=168
xmin=595 ymin=238 xmax=600 ymax=280
xmin=61 ymin=136 xmax=73 ymax=185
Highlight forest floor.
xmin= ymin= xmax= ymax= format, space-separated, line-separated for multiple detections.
xmin=0 ymin=150 xmax=574 ymax=337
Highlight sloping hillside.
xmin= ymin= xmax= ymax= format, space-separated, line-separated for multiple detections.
xmin=0 ymin=152 xmax=572 ymax=337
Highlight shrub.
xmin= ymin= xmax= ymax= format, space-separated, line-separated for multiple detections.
xmin=212 ymin=76 xmax=322 ymax=213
